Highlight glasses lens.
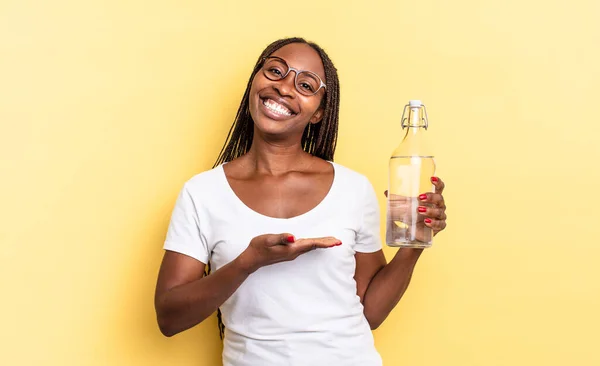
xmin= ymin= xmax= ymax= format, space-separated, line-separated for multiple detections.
xmin=263 ymin=58 xmax=288 ymax=81
xmin=296 ymin=72 xmax=322 ymax=96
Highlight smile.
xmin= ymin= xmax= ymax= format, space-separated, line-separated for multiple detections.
xmin=262 ymin=98 xmax=294 ymax=117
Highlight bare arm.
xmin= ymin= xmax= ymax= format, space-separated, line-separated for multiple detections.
xmin=154 ymin=250 xmax=253 ymax=337
xmin=154 ymin=234 xmax=341 ymax=337
xmin=354 ymin=249 xmax=423 ymax=330
xmin=356 ymin=177 xmax=447 ymax=329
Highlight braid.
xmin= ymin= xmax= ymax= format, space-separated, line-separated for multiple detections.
xmin=213 ymin=37 xmax=340 ymax=166
xmin=209 ymin=37 xmax=341 ymax=340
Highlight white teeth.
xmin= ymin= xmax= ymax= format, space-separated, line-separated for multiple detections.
xmin=263 ymin=99 xmax=292 ymax=116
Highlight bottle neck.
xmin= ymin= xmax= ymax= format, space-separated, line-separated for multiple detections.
xmin=406 ymin=106 xmax=426 ymax=128
xmin=392 ymin=102 xmax=432 ymax=157
xmin=402 ymin=107 xmax=427 ymax=141
xmin=402 ymin=123 xmax=426 ymax=140
xmin=399 ymin=107 xmax=428 ymax=154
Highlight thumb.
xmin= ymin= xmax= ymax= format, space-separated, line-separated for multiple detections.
xmin=276 ymin=233 xmax=295 ymax=245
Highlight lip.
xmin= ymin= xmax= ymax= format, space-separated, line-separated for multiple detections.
xmin=259 ymin=93 xmax=299 ymax=115
xmin=258 ymin=99 xmax=295 ymax=121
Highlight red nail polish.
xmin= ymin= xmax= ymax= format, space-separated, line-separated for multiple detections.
xmin=337 ymin=241 xmax=342 ymax=246
xmin=424 ymin=218 xmax=432 ymax=224
xmin=419 ymin=194 xmax=427 ymax=200
xmin=287 ymin=235 xmax=295 ymax=243
xmin=431 ymin=177 xmax=439 ymax=182
xmin=418 ymin=206 xmax=427 ymax=213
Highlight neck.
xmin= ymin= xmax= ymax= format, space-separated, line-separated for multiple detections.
xmin=244 ymin=131 xmax=313 ymax=175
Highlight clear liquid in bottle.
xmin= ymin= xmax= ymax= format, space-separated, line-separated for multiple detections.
xmin=386 ymin=100 xmax=436 ymax=248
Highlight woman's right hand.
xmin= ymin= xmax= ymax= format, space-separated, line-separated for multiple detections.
xmin=237 ymin=234 xmax=341 ymax=274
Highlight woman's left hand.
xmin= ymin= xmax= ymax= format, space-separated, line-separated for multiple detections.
xmin=385 ymin=176 xmax=447 ymax=242
xmin=419 ymin=177 xmax=447 ymax=236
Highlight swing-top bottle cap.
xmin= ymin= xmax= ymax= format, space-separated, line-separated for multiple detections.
xmin=409 ymin=100 xmax=422 ymax=107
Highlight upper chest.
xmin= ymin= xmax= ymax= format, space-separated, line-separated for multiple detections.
xmin=226 ymin=169 xmax=334 ymax=219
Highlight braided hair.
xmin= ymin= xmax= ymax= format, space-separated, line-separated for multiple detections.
xmin=213 ymin=37 xmax=340 ymax=166
xmin=209 ymin=37 xmax=341 ymax=339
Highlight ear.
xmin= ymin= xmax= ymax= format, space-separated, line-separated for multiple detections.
xmin=309 ymin=107 xmax=324 ymax=124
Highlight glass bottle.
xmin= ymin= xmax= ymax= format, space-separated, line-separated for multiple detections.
xmin=386 ymin=100 xmax=436 ymax=248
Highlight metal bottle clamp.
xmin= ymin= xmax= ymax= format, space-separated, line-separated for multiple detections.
xmin=401 ymin=103 xmax=429 ymax=130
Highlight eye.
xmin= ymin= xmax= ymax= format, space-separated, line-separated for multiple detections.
xmin=266 ymin=67 xmax=284 ymax=78
xmin=297 ymin=72 xmax=321 ymax=94
xmin=299 ymin=82 xmax=315 ymax=92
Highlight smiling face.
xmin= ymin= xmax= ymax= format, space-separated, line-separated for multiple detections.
xmin=248 ymin=42 xmax=326 ymax=139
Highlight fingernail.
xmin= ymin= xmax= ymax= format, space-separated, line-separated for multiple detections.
xmin=287 ymin=235 xmax=295 ymax=243
xmin=419 ymin=194 xmax=427 ymax=200
xmin=337 ymin=241 xmax=342 ymax=246
xmin=418 ymin=206 xmax=427 ymax=213
xmin=431 ymin=177 xmax=439 ymax=183
xmin=424 ymin=218 xmax=432 ymax=224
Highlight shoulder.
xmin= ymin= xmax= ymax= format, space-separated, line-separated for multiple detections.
xmin=330 ymin=162 xmax=380 ymax=217
xmin=180 ymin=164 xmax=226 ymax=196
xmin=331 ymin=162 xmax=372 ymax=189
xmin=331 ymin=162 xmax=378 ymax=205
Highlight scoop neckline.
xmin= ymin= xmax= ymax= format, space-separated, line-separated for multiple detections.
xmin=219 ymin=161 xmax=338 ymax=222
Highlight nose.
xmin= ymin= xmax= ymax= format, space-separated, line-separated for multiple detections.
xmin=273 ymin=70 xmax=297 ymax=97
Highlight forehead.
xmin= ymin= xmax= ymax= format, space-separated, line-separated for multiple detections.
xmin=270 ymin=43 xmax=326 ymax=82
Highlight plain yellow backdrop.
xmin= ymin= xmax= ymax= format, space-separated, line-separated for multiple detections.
xmin=1 ymin=0 xmax=599 ymax=365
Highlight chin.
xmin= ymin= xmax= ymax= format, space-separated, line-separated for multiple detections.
xmin=253 ymin=117 xmax=292 ymax=137
xmin=250 ymin=102 xmax=291 ymax=135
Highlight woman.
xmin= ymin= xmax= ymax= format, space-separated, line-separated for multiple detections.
xmin=154 ymin=37 xmax=447 ymax=365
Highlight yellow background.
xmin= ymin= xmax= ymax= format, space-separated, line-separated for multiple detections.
xmin=1 ymin=0 xmax=599 ymax=365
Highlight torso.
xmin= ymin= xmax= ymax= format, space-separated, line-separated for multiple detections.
xmin=164 ymin=161 xmax=383 ymax=365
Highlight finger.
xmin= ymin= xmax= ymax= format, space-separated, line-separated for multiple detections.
xmin=424 ymin=218 xmax=447 ymax=232
xmin=418 ymin=193 xmax=445 ymax=209
xmin=292 ymin=237 xmax=341 ymax=253
xmin=388 ymin=196 xmax=412 ymax=209
xmin=431 ymin=176 xmax=445 ymax=194
xmin=270 ymin=233 xmax=296 ymax=246
xmin=300 ymin=237 xmax=342 ymax=249
xmin=387 ymin=202 xmax=412 ymax=223
xmin=387 ymin=193 xmax=413 ymax=219
xmin=417 ymin=205 xmax=447 ymax=220
xmin=386 ymin=192 xmax=412 ymax=202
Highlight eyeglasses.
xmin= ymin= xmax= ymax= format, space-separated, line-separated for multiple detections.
xmin=260 ymin=56 xmax=327 ymax=96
